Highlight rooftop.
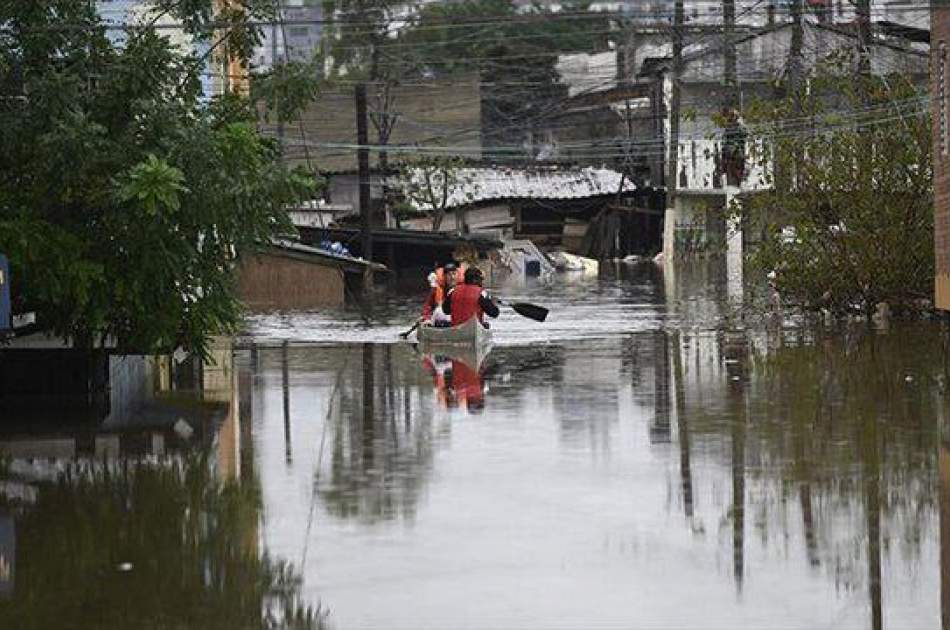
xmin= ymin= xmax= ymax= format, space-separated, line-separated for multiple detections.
xmin=399 ymin=166 xmax=637 ymax=210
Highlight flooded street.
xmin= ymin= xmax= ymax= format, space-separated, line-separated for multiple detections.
xmin=2 ymin=265 xmax=948 ymax=628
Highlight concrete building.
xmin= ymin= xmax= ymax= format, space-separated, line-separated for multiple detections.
xmin=254 ymin=1 xmax=323 ymax=71
xmin=96 ymin=0 xmax=218 ymax=95
xmin=935 ymin=1 xmax=950 ymax=310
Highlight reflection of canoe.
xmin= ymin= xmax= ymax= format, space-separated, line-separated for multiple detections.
xmin=416 ymin=317 xmax=492 ymax=352
xmin=420 ymin=343 xmax=491 ymax=373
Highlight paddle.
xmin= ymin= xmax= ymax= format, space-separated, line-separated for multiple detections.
xmin=495 ymin=299 xmax=548 ymax=322
xmin=399 ymin=319 xmax=422 ymax=339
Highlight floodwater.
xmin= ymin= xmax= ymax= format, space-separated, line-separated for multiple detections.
xmin=2 ymin=263 xmax=949 ymax=629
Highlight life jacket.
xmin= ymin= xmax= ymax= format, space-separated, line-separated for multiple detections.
xmin=432 ymin=265 xmax=466 ymax=305
xmin=449 ymin=283 xmax=486 ymax=326
xmin=433 ymin=268 xmax=446 ymax=305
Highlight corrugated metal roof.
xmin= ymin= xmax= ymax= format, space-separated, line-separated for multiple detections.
xmin=399 ymin=166 xmax=636 ymax=211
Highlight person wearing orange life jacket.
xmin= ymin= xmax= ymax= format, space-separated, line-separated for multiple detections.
xmin=422 ymin=262 xmax=464 ymax=327
xmin=441 ymin=267 xmax=499 ymax=328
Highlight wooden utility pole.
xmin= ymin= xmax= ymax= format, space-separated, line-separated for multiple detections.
xmin=356 ymin=82 xmax=373 ymax=279
xmin=723 ymin=0 xmax=737 ymax=110
xmin=662 ymin=0 xmax=684 ymax=256
xmin=857 ymin=0 xmax=872 ymax=76
xmin=667 ymin=1 xmax=684 ymax=195
xmin=788 ymin=0 xmax=804 ymax=111
xmin=271 ymin=21 xmax=284 ymax=154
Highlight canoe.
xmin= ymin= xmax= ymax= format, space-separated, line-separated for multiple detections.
xmin=416 ymin=317 xmax=492 ymax=349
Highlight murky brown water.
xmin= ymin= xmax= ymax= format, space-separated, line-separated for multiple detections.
xmin=2 ymin=264 xmax=948 ymax=629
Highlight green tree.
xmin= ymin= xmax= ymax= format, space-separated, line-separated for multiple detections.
xmin=739 ymin=64 xmax=932 ymax=316
xmin=0 ymin=1 xmax=317 ymax=355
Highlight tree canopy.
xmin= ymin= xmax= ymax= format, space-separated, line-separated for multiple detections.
xmin=739 ymin=64 xmax=932 ymax=316
xmin=0 ymin=0 xmax=316 ymax=354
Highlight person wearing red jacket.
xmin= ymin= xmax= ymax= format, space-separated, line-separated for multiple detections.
xmin=442 ymin=267 xmax=499 ymax=327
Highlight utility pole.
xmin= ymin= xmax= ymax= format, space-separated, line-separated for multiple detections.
xmin=271 ymin=20 xmax=284 ymax=154
xmin=663 ymin=0 xmax=684 ymax=256
xmin=356 ymin=82 xmax=373 ymax=283
xmin=856 ymin=0 xmax=872 ymax=77
xmin=723 ymin=0 xmax=737 ymax=111
xmin=788 ymin=0 xmax=804 ymax=112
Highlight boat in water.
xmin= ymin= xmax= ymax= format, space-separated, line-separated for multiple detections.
xmin=416 ymin=318 xmax=492 ymax=364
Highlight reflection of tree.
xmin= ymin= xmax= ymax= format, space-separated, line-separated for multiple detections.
xmin=677 ymin=326 xmax=943 ymax=612
xmin=319 ymin=344 xmax=438 ymax=523
xmin=0 ymin=456 xmax=322 ymax=629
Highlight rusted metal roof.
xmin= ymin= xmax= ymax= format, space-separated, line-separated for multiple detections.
xmin=400 ymin=166 xmax=636 ymax=211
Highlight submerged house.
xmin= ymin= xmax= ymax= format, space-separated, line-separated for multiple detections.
xmin=396 ymin=166 xmax=664 ymax=258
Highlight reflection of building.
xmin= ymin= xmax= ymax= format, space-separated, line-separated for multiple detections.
xmin=942 ymin=444 xmax=950 ymax=629
xmin=552 ymin=342 xmax=622 ymax=450
xmin=0 ymin=338 xmax=241 ymax=482
xmin=0 ymin=514 xmax=12 ymax=598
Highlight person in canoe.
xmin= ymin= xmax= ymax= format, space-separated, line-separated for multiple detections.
xmin=421 ymin=262 xmax=463 ymax=328
xmin=442 ymin=266 xmax=499 ymax=328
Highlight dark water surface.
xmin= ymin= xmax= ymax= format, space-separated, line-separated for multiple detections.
xmin=2 ymin=264 xmax=948 ymax=629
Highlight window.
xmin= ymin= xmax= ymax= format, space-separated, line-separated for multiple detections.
xmin=289 ymin=26 xmax=309 ymax=38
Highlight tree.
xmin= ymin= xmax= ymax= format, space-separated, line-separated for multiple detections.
xmin=0 ymin=1 xmax=316 ymax=355
xmin=395 ymin=156 xmax=478 ymax=231
xmin=738 ymin=63 xmax=932 ymax=317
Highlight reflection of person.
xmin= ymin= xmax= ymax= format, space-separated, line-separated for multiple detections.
xmin=422 ymin=354 xmax=455 ymax=408
xmin=442 ymin=267 xmax=499 ymax=328
xmin=452 ymin=358 xmax=485 ymax=414
xmin=421 ymin=353 xmax=485 ymax=413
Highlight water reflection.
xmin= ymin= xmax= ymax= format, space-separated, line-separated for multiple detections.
xmin=0 ymin=341 xmax=322 ymax=629
xmin=2 ymin=263 xmax=948 ymax=628
xmin=260 ymin=344 xmax=442 ymax=524
xmin=245 ymin=319 xmax=945 ymax=628
xmin=421 ymin=349 xmax=489 ymax=413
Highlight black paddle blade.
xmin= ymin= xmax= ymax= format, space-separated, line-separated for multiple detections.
xmin=510 ymin=302 xmax=548 ymax=322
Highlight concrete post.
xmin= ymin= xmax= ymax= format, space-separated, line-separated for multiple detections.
xmin=725 ymin=187 xmax=743 ymax=305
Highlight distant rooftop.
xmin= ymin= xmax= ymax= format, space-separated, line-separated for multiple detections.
xmin=399 ymin=166 xmax=636 ymax=211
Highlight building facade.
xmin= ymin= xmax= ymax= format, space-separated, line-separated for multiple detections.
xmin=935 ymin=2 xmax=950 ymax=310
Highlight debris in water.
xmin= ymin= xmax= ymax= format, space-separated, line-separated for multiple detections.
xmin=174 ymin=419 xmax=194 ymax=440
xmin=117 ymin=562 xmax=133 ymax=572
